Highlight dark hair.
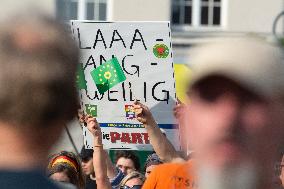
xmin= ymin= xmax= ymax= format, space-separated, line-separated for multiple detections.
xmin=80 ymin=146 xmax=94 ymax=162
xmin=0 ymin=13 xmax=79 ymax=127
xmin=144 ymin=153 xmax=162 ymax=172
xmin=115 ymin=151 xmax=140 ymax=171
xmin=47 ymin=151 xmax=85 ymax=189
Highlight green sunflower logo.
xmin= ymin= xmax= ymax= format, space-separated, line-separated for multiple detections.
xmin=153 ymin=44 xmax=169 ymax=58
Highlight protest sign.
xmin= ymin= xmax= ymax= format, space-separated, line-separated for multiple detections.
xmin=71 ymin=21 xmax=180 ymax=150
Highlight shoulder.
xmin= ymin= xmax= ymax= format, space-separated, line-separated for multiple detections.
xmin=142 ymin=162 xmax=196 ymax=189
xmin=152 ymin=162 xmax=186 ymax=171
xmin=144 ymin=162 xmax=191 ymax=181
xmin=153 ymin=161 xmax=195 ymax=179
xmin=0 ymin=170 xmax=61 ymax=189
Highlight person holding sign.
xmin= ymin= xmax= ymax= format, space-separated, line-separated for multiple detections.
xmin=133 ymin=101 xmax=195 ymax=189
xmin=133 ymin=100 xmax=186 ymax=163
xmin=85 ymin=115 xmax=112 ymax=189
xmin=146 ymin=37 xmax=284 ymax=189
xmin=85 ymin=115 xmax=126 ymax=189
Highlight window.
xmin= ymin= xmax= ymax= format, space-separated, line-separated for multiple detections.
xmin=56 ymin=0 xmax=78 ymax=22
xmin=200 ymin=0 xmax=221 ymax=26
xmin=56 ymin=0 xmax=107 ymax=22
xmin=172 ymin=0 xmax=192 ymax=25
xmin=171 ymin=0 xmax=222 ymax=27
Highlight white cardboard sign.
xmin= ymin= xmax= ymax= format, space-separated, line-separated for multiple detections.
xmin=71 ymin=21 xmax=180 ymax=150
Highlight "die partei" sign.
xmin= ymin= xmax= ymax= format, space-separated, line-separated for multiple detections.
xmin=71 ymin=21 xmax=180 ymax=150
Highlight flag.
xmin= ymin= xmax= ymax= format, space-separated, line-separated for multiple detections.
xmin=85 ymin=104 xmax=97 ymax=117
xmin=91 ymin=57 xmax=126 ymax=94
xmin=76 ymin=63 xmax=87 ymax=90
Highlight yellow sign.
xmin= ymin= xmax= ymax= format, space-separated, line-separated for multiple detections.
xmin=173 ymin=64 xmax=191 ymax=103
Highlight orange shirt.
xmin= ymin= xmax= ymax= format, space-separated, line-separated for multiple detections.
xmin=142 ymin=161 xmax=196 ymax=189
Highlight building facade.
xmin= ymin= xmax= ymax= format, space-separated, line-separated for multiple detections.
xmin=2 ymin=0 xmax=282 ymax=63
xmin=110 ymin=0 xmax=284 ymax=63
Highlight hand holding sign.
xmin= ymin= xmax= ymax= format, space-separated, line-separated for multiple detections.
xmin=85 ymin=115 xmax=102 ymax=146
xmin=133 ymin=100 xmax=156 ymax=125
xmin=173 ymin=99 xmax=185 ymax=121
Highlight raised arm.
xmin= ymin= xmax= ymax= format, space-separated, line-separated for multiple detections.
xmin=104 ymin=150 xmax=117 ymax=179
xmin=85 ymin=115 xmax=111 ymax=189
xmin=173 ymin=100 xmax=189 ymax=157
xmin=133 ymin=101 xmax=185 ymax=163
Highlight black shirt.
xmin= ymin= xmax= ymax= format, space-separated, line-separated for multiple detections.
xmin=0 ymin=170 xmax=61 ymax=189
xmin=85 ymin=176 xmax=97 ymax=189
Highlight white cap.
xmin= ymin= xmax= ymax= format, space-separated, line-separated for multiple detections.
xmin=188 ymin=37 xmax=284 ymax=98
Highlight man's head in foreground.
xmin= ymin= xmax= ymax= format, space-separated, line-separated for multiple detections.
xmin=0 ymin=13 xmax=79 ymax=169
xmin=185 ymin=37 xmax=284 ymax=189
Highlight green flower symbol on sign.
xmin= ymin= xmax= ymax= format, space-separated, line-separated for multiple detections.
xmin=153 ymin=44 xmax=169 ymax=58
xmin=91 ymin=57 xmax=126 ymax=94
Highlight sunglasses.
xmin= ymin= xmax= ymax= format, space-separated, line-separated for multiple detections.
xmin=120 ymin=185 xmax=142 ymax=189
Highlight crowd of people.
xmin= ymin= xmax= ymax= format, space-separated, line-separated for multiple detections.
xmin=0 ymin=11 xmax=284 ymax=189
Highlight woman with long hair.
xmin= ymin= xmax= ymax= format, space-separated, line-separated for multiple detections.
xmin=47 ymin=151 xmax=85 ymax=189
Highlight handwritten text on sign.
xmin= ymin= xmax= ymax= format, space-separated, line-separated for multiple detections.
xmin=71 ymin=21 xmax=180 ymax=150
